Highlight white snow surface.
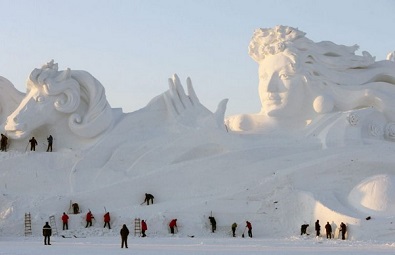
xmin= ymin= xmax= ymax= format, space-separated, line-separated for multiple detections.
xmin=1 ymin=116 xmax=395 ymax=254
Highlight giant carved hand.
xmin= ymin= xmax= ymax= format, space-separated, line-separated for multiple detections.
xmin=163 ymin=74 xmax=228 ymax=130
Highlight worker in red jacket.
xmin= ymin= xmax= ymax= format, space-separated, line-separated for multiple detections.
xmin=61 ymin=212 xmax=69 ymax=230
xmin=246 ymin=221 xmax=253 ymax=238
xmin=141 ymin=220 xmax=147 ymax=237
xmin=169 ymin=219 xmax=177 ymax=234
xmin=85 ymin=210 xmax=94 ymax=228
xmin=104 ymin=212 xmax=111 ymax=229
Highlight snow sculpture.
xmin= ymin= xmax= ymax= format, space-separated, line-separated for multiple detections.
xmin=5 ymin=60 xmax=113 ymax=140
xmin=0 ymin=77 xmax=25 ymax=129
xmin=387 ymin=51 xmax=395 ymax=62
xmin=226 ymin=25 xmax=395 ymax=142
xmin=160 ymin=74 xmax=228 ymax=130
xmin=348 ymin=174 xmax=395 ymax=216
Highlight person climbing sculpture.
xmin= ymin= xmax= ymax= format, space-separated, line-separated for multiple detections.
xmin=143 ymin=193 xmax=154 ymax=205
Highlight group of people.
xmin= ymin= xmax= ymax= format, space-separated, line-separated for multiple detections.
xmin=301 ymin=220 xmax=347 ymax=240
xmin=59 ymin=210 xmax=112 ymax=231
xmin=44 ymin=195 xmax=255 ymax=247
xmin=118 ymin=219 xmax=147 ymax=249
xmin=231 ymin=221 xmax=252 ymax=238
xmin=29 ymin=135 xmax=53 ymax=151
xmin=0 ymin=134 xmax=53 ymax=152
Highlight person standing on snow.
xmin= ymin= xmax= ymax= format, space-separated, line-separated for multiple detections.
xmin=231 ymin=222 xmax=237 ymax=237
xmin=246 ymin=221 xmax=253 ymax=238
xmin=85 ymin=210 xmax=94 ymax=228
xmin=141 ymin=220 xmax=147 ymax=237
xmin=169 ymin=219 xmax=177 ymax=234
xmin=209 ymin=216 xmax=216 ymax=233
xmin=61 ymin=212 xmax=69 ymax=230
xmin=42 ymin=222 xmax=52 ymax=245
xmin=120 ymin=224 xmax=129 ymax=248
xmin=315 ymin=220 xmax=321 ymax=236
xmin=46 ymin=135 xmax=53 ymax=152
xmin=340 ymin=222 xmax=347 ymax=240
xmin=1 ymin=134 xmax=8 ymax=151
xmin=29 ymin=137 xmax=38 ymax=151
xmin=325 ymin=222 xmax=332 ymax=239
xmin=300 ymin=224 xmax=309 ymax=235
xmin=103 ymin=212 xmax=111 ymax=229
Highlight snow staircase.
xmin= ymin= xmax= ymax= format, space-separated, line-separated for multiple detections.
xmin=24 ymin=213 xmax=32 ymax=236
xmin=49 ymin=215 xmax=58 ymax=236
xmin=134 ymin=218 xmax=141 ymax=236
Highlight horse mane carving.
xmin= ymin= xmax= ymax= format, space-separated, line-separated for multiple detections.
xmin=6 ymin=60 xmax=113 ymax=139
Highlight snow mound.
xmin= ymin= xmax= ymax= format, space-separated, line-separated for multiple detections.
xmin=348 ymin=174 xmax=395 ymax=216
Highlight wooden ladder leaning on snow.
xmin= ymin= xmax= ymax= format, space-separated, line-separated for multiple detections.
xmin=134 ymin=218 xmax=141 ymax=236
xmin=49 ymin=215 xmax=58 ymax=236
xmin=24 ymin=213 xmax=32 ymax=236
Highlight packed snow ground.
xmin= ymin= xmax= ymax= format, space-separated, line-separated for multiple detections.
xmin=1 ymin=236 xmax=395 ymax=255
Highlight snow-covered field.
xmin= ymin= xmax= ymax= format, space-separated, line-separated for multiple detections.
xmin=2 ymin=236 xmax=395 ymax=255
xmin=1 ymin=126 xmax=395 ymax=254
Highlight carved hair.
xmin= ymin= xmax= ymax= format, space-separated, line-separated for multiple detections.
xmin=249 ymin=25 xmax=395 ymax=120
xmin=28 ymin=60 xmax=113 ymax=138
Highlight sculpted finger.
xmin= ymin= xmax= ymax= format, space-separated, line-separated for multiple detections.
xmin=186 ymin=77 xmax=200 ymax=106
xmin=173 ymin=75 xmax=192 ymax=108
xmin=168 ymin=75 xmax=184 ymax=115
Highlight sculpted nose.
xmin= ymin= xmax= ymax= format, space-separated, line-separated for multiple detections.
xmin=267 ymin=75 xmax=279 ymax=92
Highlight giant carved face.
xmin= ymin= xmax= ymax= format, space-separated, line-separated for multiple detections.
xmin=258 ymin=53 xmax=306 ymax=118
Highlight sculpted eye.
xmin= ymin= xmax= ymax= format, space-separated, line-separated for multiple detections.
xmin=36 ymin=96 xmax=45 ymax=102
xmin=279 ymin=73 xmax=291 ymax=80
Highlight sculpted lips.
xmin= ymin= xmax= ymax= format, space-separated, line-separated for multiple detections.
xmin=267 ymin=93 xmax=282 ymax=105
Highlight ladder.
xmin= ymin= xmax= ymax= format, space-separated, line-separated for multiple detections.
xmin=49 ymin=215 xmax=58 ymax=236
xmin=134 ymin=218 xmax=141 ymax=236
xmin=24 ymin=213 xmax=32 ymax=236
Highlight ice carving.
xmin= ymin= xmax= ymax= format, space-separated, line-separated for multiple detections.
xmin=5 ymin=60 xmax=113 ymax=139
xmin=226 ymin=25 xmax=395 ymax=142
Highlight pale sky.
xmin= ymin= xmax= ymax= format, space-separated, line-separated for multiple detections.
xmin=0 ymin=0 xmax=394 ymax=116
